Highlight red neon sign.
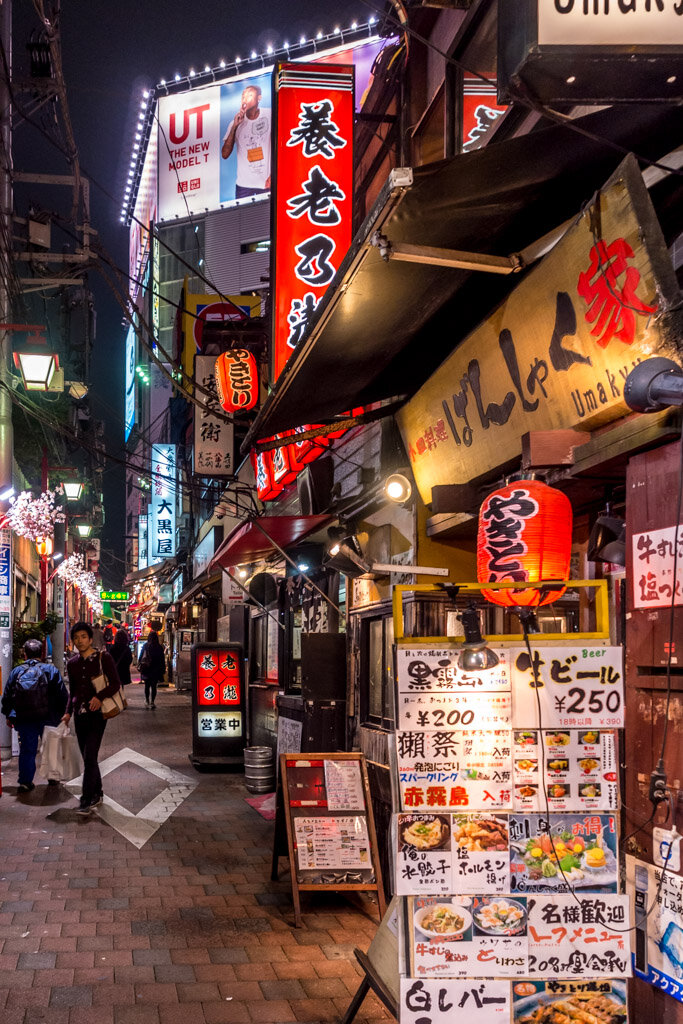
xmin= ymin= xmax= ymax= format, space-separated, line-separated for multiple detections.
xmin=195 ymin=646 xmax=241 ymax=707
xmin=272 ymin=63 xmax=354 ymax=382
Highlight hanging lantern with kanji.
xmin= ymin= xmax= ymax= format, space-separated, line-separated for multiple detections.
xmin=215 ymin=349 xmax=258 ymax=413
xmin=477 ymin=479 xmax=572 ymax=607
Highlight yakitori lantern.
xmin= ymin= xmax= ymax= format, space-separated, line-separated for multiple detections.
xmin=215 ymin=349 xmax=258 ymax=413
xmin=477 ymin=480 xmax=572 ymax=607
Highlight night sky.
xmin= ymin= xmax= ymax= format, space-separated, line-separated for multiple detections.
xmin=15 ymin=0 xmax=364 ymax=585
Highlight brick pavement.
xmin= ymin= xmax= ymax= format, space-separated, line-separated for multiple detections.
xmin=0 ymin=679 xmax=394 ymax=1024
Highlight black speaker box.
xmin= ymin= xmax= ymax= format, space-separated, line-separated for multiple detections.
xmin=297 ymin=456 xmax=334 ymax=515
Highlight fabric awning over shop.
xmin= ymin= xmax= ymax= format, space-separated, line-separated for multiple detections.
xmin=175 ymin=570 xmax=222 ymax=605
xmin=243 ymin=103 xmax=683 ymax=451
xmin=210 ymin=514 xmax=332 ymax=570
xmin=124 ymin=558 xmax=178 ymax=586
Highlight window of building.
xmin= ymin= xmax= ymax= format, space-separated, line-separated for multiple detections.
xmin=240 ymin=239 xmax=270 ymax=255
xmin=362 ymin=613 xmax=394 ymax=730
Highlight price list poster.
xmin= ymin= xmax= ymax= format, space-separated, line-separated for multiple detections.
xmin=393 ymin=642 xmax=630 ymax=1023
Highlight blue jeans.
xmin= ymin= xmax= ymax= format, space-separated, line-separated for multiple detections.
xmin=16 ymin=721 xmax=44 ymax=786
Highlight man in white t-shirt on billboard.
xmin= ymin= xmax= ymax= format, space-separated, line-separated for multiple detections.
xmin=221 ymin=85 xmax=271 ymax=199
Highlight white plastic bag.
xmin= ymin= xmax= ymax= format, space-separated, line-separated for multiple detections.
xmin=38 ymin=722 xmax=83 ymax=782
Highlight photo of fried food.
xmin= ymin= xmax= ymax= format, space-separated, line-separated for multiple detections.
xmin=517 ymin=991 xmax=626 ymax=1023
xmin=453 ymin=817 xmax=509 ymax=852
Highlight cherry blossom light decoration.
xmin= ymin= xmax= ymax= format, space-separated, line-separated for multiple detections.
xmin=6 ymin=489 xmax=65 ymax=542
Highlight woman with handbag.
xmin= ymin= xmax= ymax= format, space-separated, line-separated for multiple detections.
xmin=111 ymin=628 xmax=133 ymax=687
xmin=61 ymin=620 xmax=123 ymax=816
xmin=138 ymin=629 xmax=166 ymax=708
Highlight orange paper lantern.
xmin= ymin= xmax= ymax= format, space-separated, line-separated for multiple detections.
xmin=215 ymin=349 xmax=258 ymax=413
xmin=477 ymin=480 xmax=572 ymax=607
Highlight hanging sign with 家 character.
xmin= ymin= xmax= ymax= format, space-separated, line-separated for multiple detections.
xmin=150 ymin=444 xmax=177 ymax=562
xmin=190 ymin=643 xmax=245 ymax=768
xmin=395 ymin=646 xmax=511 ymax=731
xmin=512 ymin=729 xmax=618 ymax=813
xmin=271 ymin=62 xmax=354 ymax=381
xmin=193 ymin=354 xmax=234 ymax=477
xmin=397 ymin=729 xmax=513 ymax=812
xmin=510 ymin=646 xmax=624 ymax=729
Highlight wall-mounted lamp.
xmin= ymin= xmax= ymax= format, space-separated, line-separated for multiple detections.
xmin=457 ymin=603 xmax=500 ymax=672
xmin=384 ymin=472 xmax=412 ymax=504
xmin=76 ymin=524 xmax=92 ymax=538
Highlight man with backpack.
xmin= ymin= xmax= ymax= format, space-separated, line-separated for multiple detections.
xmin=1 ymin=639 xmax=68 ymax=792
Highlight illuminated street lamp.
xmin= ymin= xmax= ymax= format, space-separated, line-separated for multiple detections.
xmin=13 ymin=331 xmax=59 ymax=391
xmin=35 ymin=535 xmax=53 ymax=558
xmin=76 ymin=523 xmax=92 ymax=538
xmin=63 ymin=481 xmax=84 ymax=501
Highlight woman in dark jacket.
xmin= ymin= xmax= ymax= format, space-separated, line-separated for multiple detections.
xmin=139 ymin=630 xmax=166 ymax=708
xmin=110 ymin=629 xmax=132 ymax=687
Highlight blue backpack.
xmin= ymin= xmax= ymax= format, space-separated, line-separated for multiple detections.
xmin=12 ymin=661 xmax=50 ymax=720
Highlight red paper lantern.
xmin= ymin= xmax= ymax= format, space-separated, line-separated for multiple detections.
xmin=477 ymin=480 xmax=572 ymax=607
xmin=215 ymin=349 xmax=258 ymax=413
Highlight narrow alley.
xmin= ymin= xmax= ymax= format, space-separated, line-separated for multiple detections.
xmin=0 ymin=679 xmax=392 ymax=1024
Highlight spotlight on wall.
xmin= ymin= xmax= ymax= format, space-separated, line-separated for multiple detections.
xmin=323 ymin=534 xmax=370 ymax=578
xmin=587 ymin=513 xmax=626 ymax=566
xmin=624 ymin=357 xmax=683 ymax=413
xmin=384 ymin=472 xmax=412 ymax=504
xmin=456 ymin=603 xmax=500 ymax=672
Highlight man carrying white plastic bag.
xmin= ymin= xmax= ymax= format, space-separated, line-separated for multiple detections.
xmin=38 ymin=719 xmax=83 ymax=783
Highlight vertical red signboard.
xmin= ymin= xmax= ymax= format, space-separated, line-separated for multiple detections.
xmin=271 ymin=63 xmax=354 ymax=381
xmin=190 ymin=643 xmax=246 ymax=768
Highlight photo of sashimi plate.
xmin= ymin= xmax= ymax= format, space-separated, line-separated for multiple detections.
xmin=510 ymin=822 xmax=617 ymax=890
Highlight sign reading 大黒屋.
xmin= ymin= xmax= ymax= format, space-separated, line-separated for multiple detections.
xmin=397 ymin=157 xmax=681 ymax=504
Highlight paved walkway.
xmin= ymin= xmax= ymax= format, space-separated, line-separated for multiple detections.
xmin=0 ymin=680 xmax=393 ymax=1024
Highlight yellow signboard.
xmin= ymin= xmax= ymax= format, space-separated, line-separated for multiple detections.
xmin=181 ymin=289 xmax=261 ymax=380
xmin=397 ymin=157 xmax=681 ymax=504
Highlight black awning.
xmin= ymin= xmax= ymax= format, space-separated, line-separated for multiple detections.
xmin=124 ymin=558 xmax=178 ymax=586
xmin=244 ymin=103 xmax=683 ymax=450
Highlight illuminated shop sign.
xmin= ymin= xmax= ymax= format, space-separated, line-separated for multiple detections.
xmin=271 ymin=62 xmax=354 ymax=381
xmin=150 ymin=444 xmax=177 ymax=562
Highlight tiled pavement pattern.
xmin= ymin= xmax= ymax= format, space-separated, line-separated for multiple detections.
xmin=0 ymin=679 xmax=393 ymax=1024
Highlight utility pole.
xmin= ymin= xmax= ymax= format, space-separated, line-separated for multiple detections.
xmin=0 ymin=0 xmax=13 ymax=761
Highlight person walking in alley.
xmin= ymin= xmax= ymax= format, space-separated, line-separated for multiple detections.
xmin=1 ymin=639 xmax=68 ymax=792
xmin=139 ymin=628 xmax=165 ymax=708
xmin=110 ymin=627 xmax=132 ymax=687
xmin=90 ymin=620 xmax=106 ymax=652
xmin=62 ymin=621 xmax=122 ymax=815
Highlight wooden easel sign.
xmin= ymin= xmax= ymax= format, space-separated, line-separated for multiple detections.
xmin=279 ymin=752 xmax=386 ymax=927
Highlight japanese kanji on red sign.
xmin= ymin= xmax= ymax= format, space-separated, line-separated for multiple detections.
xmin=271 ymin=62 xmax=354 ymax=381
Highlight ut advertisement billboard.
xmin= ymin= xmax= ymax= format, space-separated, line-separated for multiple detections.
xmin=156 ymin=37 xmax=387 ymax=221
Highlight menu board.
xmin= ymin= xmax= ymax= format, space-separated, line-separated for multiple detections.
xmin=400 ymin=977 xmax=510 ymax=1023
xmin=395 ymin=812 xmax=618 ymax=897
xmin=509 ymin=813 xmax=618 ymax=894
xmin=406 ymin=893 xmax=631 ymax=979
xmin=510 ymin=646 xmax=624 ymax=729
xmin=397 ymin=729 xmax=513 ymax=812
xmin=512 ymin=729 xmax=618 ymax=812
xmin=279 ymin=752 xmax=386 ymax=928
xmin=389 ymin=635 xmax=628 ymax=1024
